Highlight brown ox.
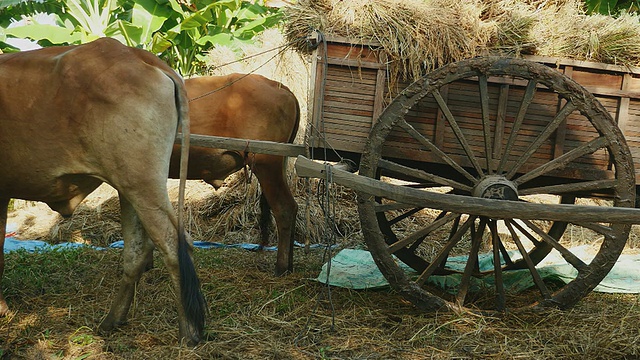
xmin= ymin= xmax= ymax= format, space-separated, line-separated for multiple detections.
xmin=169 ymin=74 xmax=299 ymax=275
xmin=0 ymin=38 xmax=205 ymax=344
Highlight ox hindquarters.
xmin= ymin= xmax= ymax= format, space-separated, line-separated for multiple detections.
xmin=0 ymin=38 xmax=205 ymax=344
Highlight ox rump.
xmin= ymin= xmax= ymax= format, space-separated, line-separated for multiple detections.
xmin=0 ymin=38 xmax=206 ymax=345
xmin=170 ymin=74 xmax=301 ymax=276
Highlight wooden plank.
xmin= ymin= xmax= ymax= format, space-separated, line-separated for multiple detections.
xmin=326 ymin=41 xmax=381 ymax=63
xmin=493 ymin=84 xmax=509 ymax=159
xmin=618 ymin=73 xmax=631 ymax=134
xmin=324 ymin=99 xmax=373 ymax=112
xmin=372 ymin=68 xmax=387 ymax=125
xmin=524 ymin=55 xmax=640 ymax=74
xmin=570 ymin=70 xmax=622 ymax=89
xmin=324 ymin=56 xmax=385 ymax=70
xmin=325 ymin=69 xmax=378 ymax=83
xmin=325 ymin=81 xmax=377 ymax=94
xmin=175 ymin=134 xmax=306 ymax=157
xmin=324 ymin=110 xmax=374 ymax=123
xmin=325 ymin=35 xmax=381 ymax=47
xmin=295 ymin=155 xmax=640 ymax=223
xmin=483 ymin=75 xmax=640 ymax=98
xmin=310 ymin=40 xmax=327 ymax=150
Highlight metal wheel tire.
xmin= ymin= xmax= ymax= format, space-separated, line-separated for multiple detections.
xmin=357 ymin=57 xmax=635 ymax=311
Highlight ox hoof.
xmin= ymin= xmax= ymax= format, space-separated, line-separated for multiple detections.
xmin=180 ymin=326 xmax=203 ymax=346
xmin=274 ymin=267 xmax=292 ymax=277
xmin=98 ymin=317 xmax=127 ymax=335
xmin=0 ymin=302 xmax=9 ymax=317
xmin=180 ymin=334 xmax=202 ymax=347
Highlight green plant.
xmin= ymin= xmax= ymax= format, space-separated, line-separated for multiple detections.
xmin=151 ymin=0 xmax=282 ymax=75
xmin=0 ymin=0 xmax=282 ymax=75
xmin=585 ymin=0 xmax=640 ymax=14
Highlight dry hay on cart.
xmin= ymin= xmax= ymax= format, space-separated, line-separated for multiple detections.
xmin=284 ymin=0 xmax=640 ymax=85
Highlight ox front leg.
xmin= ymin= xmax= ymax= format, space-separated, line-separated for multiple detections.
xmin=0 ymin=198 xmax=9 ymax=316
xmin=100 ymin=196 xmax=155 ymax=332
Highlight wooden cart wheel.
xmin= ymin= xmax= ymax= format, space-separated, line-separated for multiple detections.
xmin=357 ymin=57 xmax=635 ymax=311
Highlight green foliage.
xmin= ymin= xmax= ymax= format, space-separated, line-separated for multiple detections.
xmin=585 ymin=0 xmax=640 ymax=14
xmin=0 ymin=0 xmax=282 ymax=75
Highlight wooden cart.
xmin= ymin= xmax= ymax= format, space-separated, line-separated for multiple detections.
xmin=291 ymin=36 xmax=640 ymax=312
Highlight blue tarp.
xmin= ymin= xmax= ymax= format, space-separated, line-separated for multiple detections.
xmin=317 ymin=248 xmax=640 ymax=294
xmin=4 ymin=236 xmax=331 ymax=253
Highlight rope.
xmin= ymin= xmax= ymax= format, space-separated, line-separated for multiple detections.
xmin=188 ymin=39 xmax=299 ymax=103
xmin=296 ymin=30 xmax=340 ymax=346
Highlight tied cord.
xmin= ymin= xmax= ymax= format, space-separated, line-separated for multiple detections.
xmin=295 ymin=162 xmax=338 ymax=347
xmin=188 ymin=39 xmax=301 ymax=103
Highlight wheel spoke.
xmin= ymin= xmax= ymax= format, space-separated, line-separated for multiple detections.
xmin=432 ymin=89 xmax=485 ymax=176
xmin=489 ymin=220 xmax=506 ymax=310
xmin=519 ymin=179 xmax=617 ymax=196
xmin=385 ymin=206 xmax=422 ymax=227
xmin=504 ymin=220 xmax=552 ymax=299
xmin=571 ymin=221 xmax=616 ymax=240
xmin=456 ymin=217 xmax=487 ymax=306
xmin=514 ymin=136 xmax=609 ymax=187
xmin=496 ymin=80 xmax=538 ymax=175
xmin=378 ymin=159 xmax=473 ymax=192
xmin=375 ymin=202 xmax=417 ymax=212
xmin=416 ymin=216 xmax=476 ymax=286
xmin=491 ymin=220 xmax=514 ymax=266
xmin=388 ymin=212 xmax=459 ymax=253
xmin=479 ymin=75 xmax=494 ymax=174
xmin=506 ymin=100 xmax=578 ymax=179
xmin=397 ymin=118 xmax=478 ymax=183
xmin=515 ymin=219 xmax=588 ymax=272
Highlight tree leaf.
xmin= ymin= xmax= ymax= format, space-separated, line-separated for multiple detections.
xmin=4 ymin=23 xmax=82 ymax=44
xmin=131 ymin=0 xmax=172 ymax=45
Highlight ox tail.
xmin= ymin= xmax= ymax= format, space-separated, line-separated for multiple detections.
xmin=288 ymin=93 xmax=301 ymax=144
xmin=170 ymin=74 xmax=207 ymax=341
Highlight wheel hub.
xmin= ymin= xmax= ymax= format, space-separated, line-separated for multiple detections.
xmin=472 ymin=176 xmax=519 ymax=200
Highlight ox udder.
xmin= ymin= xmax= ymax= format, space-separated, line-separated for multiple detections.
xmin=169 ymin=74 xmax=300 ymax=275
xmin=0 ymin=38 xmax=205 ymax=344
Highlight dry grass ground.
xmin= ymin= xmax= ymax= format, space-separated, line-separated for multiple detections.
xmin=1 ymin=243 xmax=639 ymax=359
xmin=3 ymin=178 xmax=640 ymax=359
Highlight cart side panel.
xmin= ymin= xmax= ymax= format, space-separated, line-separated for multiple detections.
xmin=380 ymin=79 xmax=610 ymax=184
xmin=310 ymin=40 xmax=640 ymax=184
xmin=309 ymin=41 xmax=386 ymax=155
xmin=530 ymin=57 xmax=640 ymax=183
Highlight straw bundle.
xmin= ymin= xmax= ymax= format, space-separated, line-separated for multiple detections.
xmin=533 ymin=1 xmax=640 ymax=66
xmin=285 ymin=0 xmax=493 ymax=82
xmin=284 ymin=0 xmax=640 ymax=83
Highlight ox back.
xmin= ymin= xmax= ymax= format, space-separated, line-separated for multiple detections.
xmin=169 ymin=74 xmax=300 ymax=276
xmin=0 ymin=38 xmax=205 ymax=344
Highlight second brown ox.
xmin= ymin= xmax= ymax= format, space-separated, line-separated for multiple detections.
xmin=170 ymin=74 xmax=300 ymax=275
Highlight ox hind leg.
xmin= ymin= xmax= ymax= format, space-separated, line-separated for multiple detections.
xmin=99 ymin=195 xmax=155 ymax=331
xmin=0 ymin=198 xmax=9 ymax=315
xmin=100 ymin=192 xmax=205 ymax=344
xmin=252 ymin=154 xmax=298 ymax=276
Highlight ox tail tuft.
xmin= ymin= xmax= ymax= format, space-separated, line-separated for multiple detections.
xmin=178 ymin=230 xmax=207 ymax=341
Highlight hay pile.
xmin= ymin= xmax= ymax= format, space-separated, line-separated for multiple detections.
xmin=284 ymin=0 xmax=640 ymax=82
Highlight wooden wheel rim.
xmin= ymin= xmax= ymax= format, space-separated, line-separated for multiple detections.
xmin=357 ymin=57 xmax=635 ymax=311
